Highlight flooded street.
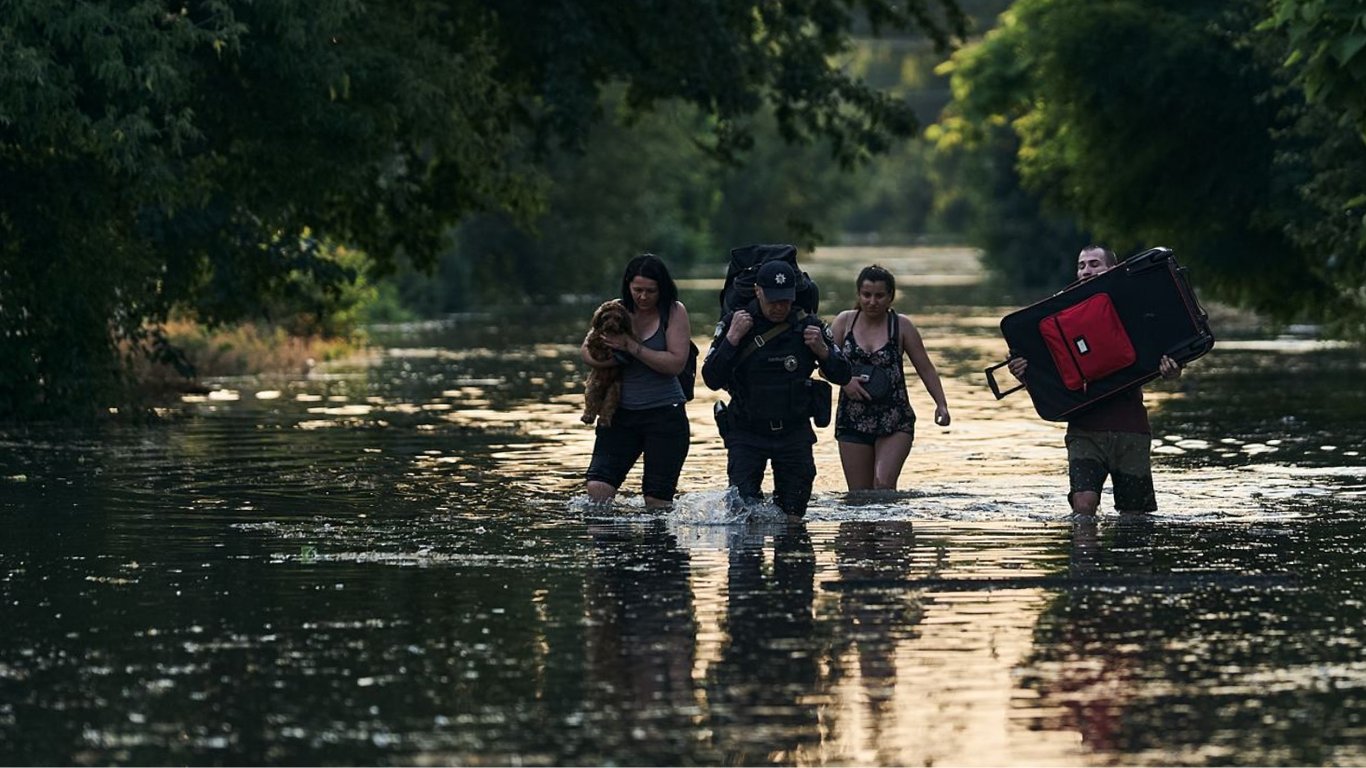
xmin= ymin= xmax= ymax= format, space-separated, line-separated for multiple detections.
xmin=2 ymin=246 xmax=1364 ymax=765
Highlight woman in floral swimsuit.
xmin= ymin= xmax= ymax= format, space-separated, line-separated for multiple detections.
xmin=830 ymin=265 xmax=951 ymax=491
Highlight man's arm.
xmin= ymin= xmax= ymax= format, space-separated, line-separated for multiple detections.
xmin=809 ymin=319 xmax=852 ymax=385
xmin=1008 ymin=354 xmax=1181 ymax=382
xmin=701 ymin=313 xmax=743 ymax=391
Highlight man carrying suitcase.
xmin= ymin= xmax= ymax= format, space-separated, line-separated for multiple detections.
xmin=1008 ymin=245 xmax=1182 ymax=515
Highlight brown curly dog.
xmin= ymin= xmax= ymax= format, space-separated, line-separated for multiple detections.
xmin=582 ymin=299 xmax=636 ymax=426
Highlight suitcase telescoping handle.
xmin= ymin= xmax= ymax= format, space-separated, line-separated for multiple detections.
xmin=985 ymin=358 xmax=1026 ymax=400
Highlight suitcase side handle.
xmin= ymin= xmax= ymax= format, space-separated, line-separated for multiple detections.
xmin=1123 ymin=247 xmax=1174 ymax=275
xmin=1165 ymin=331 xmax=1215 ymax=362
xmin=1174 ymin=266 xmax=1211 ymax=323
xmin=985 ymin=359 xmax=1026 ymax=400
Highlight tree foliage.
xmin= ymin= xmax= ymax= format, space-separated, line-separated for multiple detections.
xmin=1265 ymin=0 xmax=1366 ymax=336
xmin=0 ymin=0 xmax=965 ymax=419
xmin=936 ymin=0 xmax=1366 ymax=333
xmin=389 ymin=98 xmax=876 ymax=314
xmin=1267 ymin=0 xmax=1366 ymax=143
xmin=448 ymin=99 xmax=719 ymax=309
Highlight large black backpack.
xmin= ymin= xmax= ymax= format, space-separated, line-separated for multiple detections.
xmin=719 ymin=243 xmax=820 ymax=315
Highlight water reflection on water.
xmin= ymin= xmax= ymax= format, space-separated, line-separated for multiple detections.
xmin=1 ymin=247 xmax=1364 ymax=765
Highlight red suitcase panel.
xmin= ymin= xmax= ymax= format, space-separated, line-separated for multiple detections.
xmin=1038 ymin=293 xmax=1136 ymax=391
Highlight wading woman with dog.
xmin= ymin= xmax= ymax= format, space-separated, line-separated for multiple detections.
xmin=580 ymin=253 xmax=693 ymax=508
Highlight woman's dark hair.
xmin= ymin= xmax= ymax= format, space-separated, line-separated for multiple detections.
xmin=854 ymin=264 xmax=896 ymax=306
xmin=620 ymin=253 xmax=679 ymax=312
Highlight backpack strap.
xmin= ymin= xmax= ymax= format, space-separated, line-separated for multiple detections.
xmin=889 ymin=309 xmax=904 ymax=378
xmin=735 ymin=309 xmax=807 ymax=365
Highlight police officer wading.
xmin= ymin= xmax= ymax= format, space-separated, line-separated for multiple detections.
xmin=702 ymin=260 xmax=853 ymax=518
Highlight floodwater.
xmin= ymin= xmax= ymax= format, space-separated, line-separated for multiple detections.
xmin=2 ymin=246 xmax=1364 ymax=766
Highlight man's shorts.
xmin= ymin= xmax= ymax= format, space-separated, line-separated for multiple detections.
xmin=1065 ymin=428 xmax=1156 ymax=512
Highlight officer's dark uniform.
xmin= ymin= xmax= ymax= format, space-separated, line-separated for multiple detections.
xmin=701 ymin=298 xmax=851 ymax=517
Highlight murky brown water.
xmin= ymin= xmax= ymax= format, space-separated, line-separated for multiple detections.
xmin=2 ymin=246 xmax=1364 ymax=765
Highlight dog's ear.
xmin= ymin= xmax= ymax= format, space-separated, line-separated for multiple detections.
xmin=591 ymin=299 xmax=621 ymax=327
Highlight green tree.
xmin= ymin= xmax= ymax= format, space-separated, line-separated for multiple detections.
xmin=410 ymin=99 xmax=870 ymax=315
xmin=933 ymin=122 xmax=1089 ymax=287
xmin=452 ymin=98 xmax=720 ymax=308
xmin=1268 ymin=0 xmax=1366 ymax=143
xmin=0 ymin=1 xmax=531 ymax=417
xmin=706 ymin=109 xmax=867 ymax=257
xmin=935 ymin=0 xmax=1363 ymax=326
xmin=1265 ymin=0 xmax=1366 ymax=337
xmin=826 ymin=2 xmax=1016 ymax=246
xmin=0 ymin=0 xmax=965 ymax=419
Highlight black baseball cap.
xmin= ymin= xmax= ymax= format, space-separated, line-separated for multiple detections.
xmin=756 ymin=261 xmax=797 ymax=302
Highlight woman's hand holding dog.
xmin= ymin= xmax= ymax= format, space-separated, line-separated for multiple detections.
xmin=603 ymin=332 xmax=640 ymax=357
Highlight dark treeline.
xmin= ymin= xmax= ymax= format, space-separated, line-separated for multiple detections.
xmin=376 ymin=2 xmax=1008 ymax=316
xmin=2 ymin=0 xmax=1364 ymax=420
xmin=936 ymin=0 xmax=1366 ymax=334
xmin=0 ymin=0 xmax=967 ymax=419
xmin=387 ymin=0 xmax=1366 ymax=333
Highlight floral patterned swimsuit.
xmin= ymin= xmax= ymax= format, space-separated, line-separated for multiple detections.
xmin=835 ymin=310 xmax=916 ymax=438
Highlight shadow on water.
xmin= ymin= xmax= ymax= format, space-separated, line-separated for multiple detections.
xmin=1 ymin=246 xmax=1364 ymax=765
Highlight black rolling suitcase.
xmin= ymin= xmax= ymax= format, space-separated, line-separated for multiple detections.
xmin=985 ymin=247 xmax=1214 ymax=421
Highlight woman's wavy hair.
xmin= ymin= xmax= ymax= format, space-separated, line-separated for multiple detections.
xmin=620 ymin=253 xmax=679 ymax=313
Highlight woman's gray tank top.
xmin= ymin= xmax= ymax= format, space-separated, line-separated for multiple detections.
xmin=621 ymin=305 xmax=686 ymax=410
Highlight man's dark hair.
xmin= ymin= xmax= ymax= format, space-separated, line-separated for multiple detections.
xmin=620 ymin=253 xmax=679 ymax=312
xmin=1080 ymin=244 xmax=1117 ymax=266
